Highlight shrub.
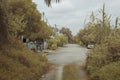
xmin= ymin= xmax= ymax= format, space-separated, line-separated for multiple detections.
xmin=49 ymin=43 xmax=57 ymax=50
xmin=0 ymin=38 xmax=50 ymax=80
xmin=47 ymin=34 xmax=67 ymax=50
xmin=86 ymin=44 xmax=109 ymax=73
xmin=86 ymin=38 xmax=120 ymax=80
xmin=92 ymin=61 xmax=120 ymax=80
xmin=62 ymin=64 xmax=79 ymax=80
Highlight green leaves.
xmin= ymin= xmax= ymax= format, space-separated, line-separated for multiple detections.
xmin=8 ymin=13 xmax=26 ymax=36
xmin=47 ymin=34 xmax=67 ymax=49
xmin=60 ymin=27 xmax=73 ymax=43
xmin=5 ymin=0 xmax=54 ymax=40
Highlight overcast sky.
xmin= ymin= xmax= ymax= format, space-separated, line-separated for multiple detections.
xmin=32 ymin=0 xmax=120 ymax=35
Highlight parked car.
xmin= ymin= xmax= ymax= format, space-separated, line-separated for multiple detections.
xmin=87 ymin=42 xmax=95 ymax=49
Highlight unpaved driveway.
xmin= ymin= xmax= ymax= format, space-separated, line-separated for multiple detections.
xmin=41 ymin=44 xmax=88 ymax=80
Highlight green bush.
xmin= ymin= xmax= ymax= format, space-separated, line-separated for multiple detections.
xmin=47 ymin=34 xmax=67 ymax=50
xmin=47 ymin=38 xmax=58 ymax=50
xmin=49 ymin=43 xmax=57 ymax=50
xmin=86 ymin=44 xmax=108 ymax=75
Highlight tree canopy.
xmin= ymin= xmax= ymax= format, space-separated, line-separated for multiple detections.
xmin=60 ymin=27 xmax=73 ymax=43
xmin=0 ymin=0 xmax=54 ymax=45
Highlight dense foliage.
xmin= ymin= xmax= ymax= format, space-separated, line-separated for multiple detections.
xmin=0 ymin=37 xmax=50 ymax=80
xmin=0 ymin=0 xmax=54 ymax=79
xmin=86 ymin=38 xmax=120 ymax=80
xmin=0 ymin=0 xmax=54 ymax=44
xmin=76 ymin=5 xmax=120 ymax=80
xmin=60 ymin=27 xmax=73 ymax=43
xmin=47 ymin=34 xmax=67 ymax=50
xmin=76 ymin=5 xmax=111 ymax=46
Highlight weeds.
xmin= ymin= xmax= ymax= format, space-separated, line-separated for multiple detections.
xmin=62 ymin=64 xmax=79 ymax=80
xmin=0 ymin=38 xmax=50 ymax=80
xmin=86 ymin=39 xmax=120 ymax=80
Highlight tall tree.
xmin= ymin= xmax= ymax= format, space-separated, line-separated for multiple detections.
xmin=0 ymin=0 xmax=60 ymax=45
xmin=60 ymin=27 xmax=73 ymax=43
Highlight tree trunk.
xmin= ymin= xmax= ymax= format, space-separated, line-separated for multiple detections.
xmin=0 ymin=0 xmax=9 ymax=44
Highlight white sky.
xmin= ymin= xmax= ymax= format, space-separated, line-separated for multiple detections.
xmin=32 ymin=0 xmax=120 ymax=35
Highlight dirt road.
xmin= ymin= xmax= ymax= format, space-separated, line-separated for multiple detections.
xmin=41 ymin=44 xmax=88 ymax=80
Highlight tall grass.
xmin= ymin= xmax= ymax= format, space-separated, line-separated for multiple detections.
xmin=62 ymin=64 xmax=79 ymax=80
xmin=0 ymin=37 xmax=50 ymax=80
xmin=86 ymin=38 xmax=120 ymax=80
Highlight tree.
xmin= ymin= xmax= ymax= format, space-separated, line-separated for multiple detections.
xmin=7 ymin=0 xmax=54 ymax=40
xmin=0 ymin=0 xmax=9 ymax=44
xmin=29 ymin=21 xmax=54 ymax=40
xmin=0 ymin=0 xmax=61 ymax=45
xmin=47 ymin=34 xmax=67 ymax=50
xmin=60 ymin=27 xmax=73 ymax=43
xmin=76 ymin=5 xmax=112 ymax=45
xmin=8 ymin=13 xmax=26 ymax=37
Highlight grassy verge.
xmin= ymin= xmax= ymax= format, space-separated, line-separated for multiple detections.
xmin=0 ymin=38 xmax=50 ymax=80
xmin=86 ymin=39 xmax=120 ymax=80
xmin=62 ymin=64 xmax=80 ymax=80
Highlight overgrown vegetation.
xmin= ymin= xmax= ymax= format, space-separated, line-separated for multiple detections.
xmin=62 ymin=64 xmax=80 ymax=80
xmin=76 ymin=5 xmax=111 ymax=46
xmin=86 ymin=38 xmax=120 ymax=80
xmin=0 ymin=0 xmax=55 ymax=79
xmin=60 ymin=27 xmax=74 ymax=43
xmin=47 ymin=34 xmax=67 ymax=50
xmin=76 ymin=5 xmax=120 ymax=80
xmin=0 ymin=37 xmax=50 ymax=80
xmin=0 ymin=0 xmax=54 ymax=43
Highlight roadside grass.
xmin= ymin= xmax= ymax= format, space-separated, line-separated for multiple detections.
xmin=0 ymin=37 xmax=50 ymax=80
xmin=96 ymin=61 xmax=120 ymax=80
xmin=62 ymin=64 xmax=80 ymax=80
xmin=86 ymin=38 xmax=120 ymax=80
xmin=51 ymin=74 xmax=57 ymax=80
